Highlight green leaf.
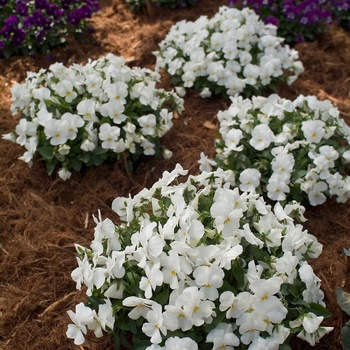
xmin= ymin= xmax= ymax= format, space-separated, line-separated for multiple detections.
xmin=232 ymin=259 xmax=245 ymax=289
xmin=341 ymin=321 xmax=350 ymax=350
xmin=307 ymin=303 xmax=332 ymax=318
xmin=37 ymin=146 xmax=55 ymax=160
xmin=70 ymin=158 xmax=82 ymax=172
xmin=131 ymin=340 xmax=151 ymax=350
xmin=154 ymin=288 xmax=169 ymax=305
xmin=127 ymin=319 xmax=138 ymax=335
xmin=46 ymin=159 xmax=57 ymax=176
xmin=337 ymin=287 xmax=350 ymax=315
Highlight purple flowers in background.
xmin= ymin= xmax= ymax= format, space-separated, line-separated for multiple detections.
xmin=330 ymin=0 xmax=350 ymax=29
xmin=229 ymin=0 xmax=336 ymax=43
xmin=0 ymin=0 xmax=100 ymax=58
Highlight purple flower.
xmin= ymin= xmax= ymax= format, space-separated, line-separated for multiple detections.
xmin=23 ymin=16 xmax=34 ymax=29
xmin=4 ymin=15 xmax=19 ymax=28
xmin=0 ymin=25 xmax=13 ymax=39
xmin=12 ymin=28 xmax=26 ymax=46
xmin=0 ymin=0 xmax=8 ymax=5
xmin=265 ymin=15 xmax=279 ymax=26
xmin=34 ymin=0 xmax=48 ymax=9
xmin=16 ymin=2 xmax=28 ymax=15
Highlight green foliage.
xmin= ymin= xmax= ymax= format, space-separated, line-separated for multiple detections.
xmin=337 ymin=287 xmax=350 ymax=349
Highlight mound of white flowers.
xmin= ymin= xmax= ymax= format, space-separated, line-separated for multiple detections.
xmin=199 ymin=94 xmax=350 ymax=206
xmin=67 ymin=164 xmax=332 ymax=349
xmin=3 ymin=54 xmax=184 ymax=180
xmin=153 ymin=6 xmax=304 ymax=99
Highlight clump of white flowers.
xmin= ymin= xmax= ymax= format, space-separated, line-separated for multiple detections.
xmin=153 ymin=6 xmax=304 ymax=99
xmin=3 ymin=54 xmax=184 ymax=180
xmin=67 ymin=164 xmax=332 ymax=349
xmin=199 ymin=94 xmax=350 ymax=206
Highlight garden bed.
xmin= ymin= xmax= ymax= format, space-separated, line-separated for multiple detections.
xmin=0 ymin=0 xmax=349 ymax=349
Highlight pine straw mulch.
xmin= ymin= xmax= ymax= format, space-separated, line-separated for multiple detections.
xmin=0 ymin=1 xmax=350 ymax=349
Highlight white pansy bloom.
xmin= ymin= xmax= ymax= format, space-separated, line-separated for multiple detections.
xmin=239 ymin=168 xmax=261 ymax=192
xmin=249 ymin=124 xmax=275 ymax=150
xmin=55 ymin=80 xmax=77 ymax=103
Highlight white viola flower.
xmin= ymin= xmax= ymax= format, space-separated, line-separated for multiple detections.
xmin=175 ymin=286 xmax=215 ymax=327
xmin=206 ymin=323 xmax=240 ymax=349
xmin=219 ymin=291 xmax=251 ymax=319
xmin=226 ymin=75 xmax=246 ymax=96
xmin=2 ymin=131 xmax=16 ymax=142
xmin=243 ymin=64 xmax=260 ymax=86
xmin=139 ymin=114 xmax=157 ymax=135
xmin=139 ymin=266 xmax=164 ymax=299
xmin=163 ymin=336 xmax=198 ymax=350
xmin=58 ymin=144 xmax=70 ymax=155
xmin=226 ymin=60 xmax=242 ymax=75
xmin=266 ymin=174 xmax=290 ymax=201
xmin=66 ymin=302 xmax=95 ymax=345
xmin=299 ymin=262 xmax=325 ymax=305
xmin=122 ymin=296 xmax=155 ymax=320
xmin=237 ymin=312 xmax=260 ymax=345
xmin=198 ymin=152 xmax=216 ymax=172
xmin=313 ymin=155 xmax=331 ymax=179
xmin=99 ymin=123 xmax=120 ymax=150
xmin=301 ymin=120 xmax=325 ymax=144
xmin=239 ymin=168 xmax=261 ymax=192
xmin=259 ymin=64 xmax=274 ymax=86
xmin=250 ymin=276 xmax=284 ymax=308
xmin=33 ymin=87 xmax=51 ymax=109
xmin=224 ymin=128 xmax=244 ymax=151
xmin=199 ymin=87 xmax=212 ymax=98
xmin=163 ymin=305 xmax=193 ymax=332
xmin=105 ymin=81 xmax=128 ymax=104
xmin=193 ymin=264 xmax=224 ymax=301
xmin=161 ymin=250 xmax=190 ymax=290
xmin=163 ymin=148 xmax=173 ymax=160
xmin=249 ymin=124 xmax=275 ymax=150
xmin=275 ymin=251 xmax=299 ymax=284
xmin=61 ymin=113 xmax=84 ymax=140
xmin=45 ymin=119 xmax=69 ymax=146
xmin=100 ymin=100 xmax=127 ymax=124
xmin=55 ymin=80 xmax=78 ymax=103
xmin=140 ymin=82 xmax=159 ymax=110
xmin=77 ymin=99 xmax=99 ymax=123
xmin=297 ymin=326 xmax=334 ymax=347
xmin=238 ymin=51 xmax=252 ymax=66
xmin=319 ymin=145 xmax=339 ymax=167
xmin=248 ymin=336 xmax=280 ymax=350
xmin=343 ymin=150 xmax=350 ymax=162
xmin=223 ymin=42 xmax=239 ymax=60
xmin=175 ymin=86 xmax=186 ymax=97
xmin=207 ymin=62 xmax=223 ymax=82
xmin=271 ymin=152 xmax=294 ymax=179
xmin=308 ymin=181 xmax=328 ymax=206
xmin=142 ymin=303 xmax=167 ymax=344
xmin=36 ymin=106 xmax=53 ymax=127
xmin=182 ymin=70 xmax=196 ymax=88
xmin=85 ymin=73 xmax=103 ymax=96
xmin=88 ymin=299 xmax=115 ymax=338
xmin=210 ymin=32 xmax=225 ymax=51
xmin=210 ymin=198 xmax=243 ymax=237
xmin=18 ymin=136 xmax=38 ymax=165
xmin=15 ymin=119 xmax=36 ymax=146
xmin=141 ymin=138 xmax=156 ymax=155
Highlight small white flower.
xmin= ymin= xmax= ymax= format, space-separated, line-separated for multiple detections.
xmin=249 ymin=124 xmax=275 ymax=150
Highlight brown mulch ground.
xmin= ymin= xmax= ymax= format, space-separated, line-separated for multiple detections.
xmin=0 ymin=1 xmax=350 ymax=349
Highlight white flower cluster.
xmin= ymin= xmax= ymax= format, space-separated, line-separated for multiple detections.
xmin=67 ymin=164 xmax=332 ymax=348
xmin=200 ymin=94 xmax=350 ymax=206
xmin=153 ymin=6 xmax=304 ymax=98
xmin=3 ymin=53 xmax=184 ymax=180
